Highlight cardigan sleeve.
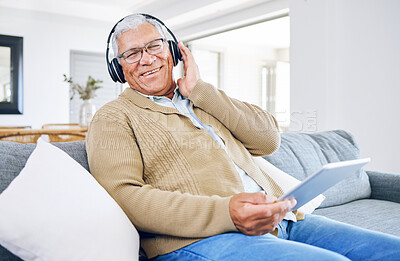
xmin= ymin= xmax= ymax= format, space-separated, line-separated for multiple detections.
xmin=86 ymin=109 xmax=237 ymax=238
xmin=188 ymin=80 xmax=281 ymax=156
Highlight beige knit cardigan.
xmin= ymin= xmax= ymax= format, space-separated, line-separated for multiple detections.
xmin=86 ymin=80 xmax=300 ymax=258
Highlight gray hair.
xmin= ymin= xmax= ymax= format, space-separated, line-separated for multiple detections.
xmin=111 ymin=14 xmax=166 ymax=60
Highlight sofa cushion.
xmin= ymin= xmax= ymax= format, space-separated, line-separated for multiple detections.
xmin=0 ymin=138 xmax=139 ymax=260
xmin=263 ymin=130 xmax=371 ymax=208
xmin=0 ymin=140 xmax=89 ymax=260
xmin=313 ymin=199 xmax=400 ymax=237
xmin=0 ymin=140 xmax=88 ymax=193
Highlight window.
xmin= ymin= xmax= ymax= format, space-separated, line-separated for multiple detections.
xmin=0 ymin=47 xmax=11 ymax=102
xmin=186 ymin=16 xmax=290 ymax=131
xmin=69 ymin=51 xmax=123 ymax=123
xmin=0 ymin=34 xmax=23 ymax=114
xmin=189 ymin=47 xmax=222 ymax=89
xmin=274 ymin=61 xmax=290 ymax=129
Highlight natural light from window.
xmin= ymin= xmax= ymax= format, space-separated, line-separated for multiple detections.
xmin=186 ymin=15 xmax=290 ymax=131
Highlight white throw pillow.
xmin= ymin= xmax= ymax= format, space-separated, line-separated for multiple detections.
xmin=0 ymin=138 xmax=139 ymax=261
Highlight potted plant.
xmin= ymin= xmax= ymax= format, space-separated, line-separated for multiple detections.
xmin=63 ymin=74 xmax=103 ymax=126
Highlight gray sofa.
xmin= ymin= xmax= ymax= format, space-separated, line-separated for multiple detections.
xmin=262 ymin=130 xmax=400 ymax=236
xmin=1 ymin=130 xmax=399 ymax=260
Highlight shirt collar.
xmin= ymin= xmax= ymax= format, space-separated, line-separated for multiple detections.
xmin=135 ymin=86 xmax=183 ymax=102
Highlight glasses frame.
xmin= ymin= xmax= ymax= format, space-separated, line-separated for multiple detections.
xmin=118 ymin=38 xmax=166 ymax=64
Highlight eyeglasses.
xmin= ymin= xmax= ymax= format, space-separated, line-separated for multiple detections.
xmin=118 ymin=38 xmax=166 ymax=64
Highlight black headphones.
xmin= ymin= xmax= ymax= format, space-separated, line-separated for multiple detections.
xmin=106 ymin=13 xmax=182 ymax=83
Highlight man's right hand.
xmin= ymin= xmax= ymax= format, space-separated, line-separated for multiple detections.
xmin=229 ymin=192 xmax=296 ymax=236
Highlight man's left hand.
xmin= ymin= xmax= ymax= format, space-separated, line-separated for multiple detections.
xmin=176 ymin=42 xmax=200 ymax=98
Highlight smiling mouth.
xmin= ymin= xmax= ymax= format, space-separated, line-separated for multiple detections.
xmin=141 ymin=67 xmax=162 ymax=77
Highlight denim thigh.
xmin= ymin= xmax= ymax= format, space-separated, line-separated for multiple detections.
xmin=153 ymin=214 xmax=400 ymax=261
xmin=153 ymin=231 xmax=348 ymax=261
xmin=285 ymin=214 xmax=400 ymax=261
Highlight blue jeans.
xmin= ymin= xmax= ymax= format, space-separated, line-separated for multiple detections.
xmin=152 ymin=215 xmax=400 ymax=260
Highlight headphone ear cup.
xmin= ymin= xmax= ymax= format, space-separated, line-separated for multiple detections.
xmin=168 ymin=40 xmax=182 ymax=67
xmin=108 ymin=58 xmax=126 ymax=83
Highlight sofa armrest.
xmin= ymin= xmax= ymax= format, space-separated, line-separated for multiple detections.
xmin=366 ymin=170 xmax=400 ymax=203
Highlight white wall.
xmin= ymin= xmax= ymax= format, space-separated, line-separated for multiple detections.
xmin=0 ymin=7 xmax=112 ymax=128
xmin=290 ymin=0 xmax=400 ymax=172
xmin=189 ymin=40 xmax=285 ymax=109
xmin=2 ymin=0 xmax=399 ymax=173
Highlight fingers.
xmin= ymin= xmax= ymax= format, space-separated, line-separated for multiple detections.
xmin=232 ymin=203 xmax=284 ymax=236
xmin=236 ymin=192 xmax=276 ymax=204
xmin=229 ymin=193 xmax=296 ymax=236
xmin=176 ymin=78 xmax=183 ymax=86
xmin=178 ymin=42 xmax=197 ymax=71
xmin=178 ymin=41 xmax=190 ymax=59
xmin=265 ymin=194 xmax=278 ymax=203
xmin=176 ymin=42 xmax=200 ymax=97
xmin=289 ymin=198 xmax=297 ymax=209
xmin=178 ymin=42 xmax=189 ymax=68
xmin=235 ymin=216 xmax=279 ymax=236
xmin=246 ymin=199 xmax=292 ymax=220
xmin=266 ymin=199 xmax=295 ymax=214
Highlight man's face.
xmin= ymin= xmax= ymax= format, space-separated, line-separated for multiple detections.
xmin=118 ymin=23 xmax=175 ymax=97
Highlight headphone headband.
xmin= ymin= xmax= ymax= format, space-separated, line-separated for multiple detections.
xmin=106 ymin=13 xmax=182 ymax=83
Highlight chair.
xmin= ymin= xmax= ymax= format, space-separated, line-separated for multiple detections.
xmin=0 ymin=129 xmax=42 ymax=143
xmin=0 ymin=126 xmax=31 ymax=129
xmin=45 ymin=129 xmax=86 ymax=143
xmin=41 ymin=124 xmax=87 ymax=142
xmin=0 ymin=129 xmax=87 ymax=144
xmin=41 ymin=123 xmax=81 ymax=129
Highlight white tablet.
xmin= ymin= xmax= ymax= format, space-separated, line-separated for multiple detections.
xmin=277 ymin=158 xmax=370 ymax=211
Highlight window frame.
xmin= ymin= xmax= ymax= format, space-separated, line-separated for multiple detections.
xmin=0 ymin=34 xmax=23 ymax=114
